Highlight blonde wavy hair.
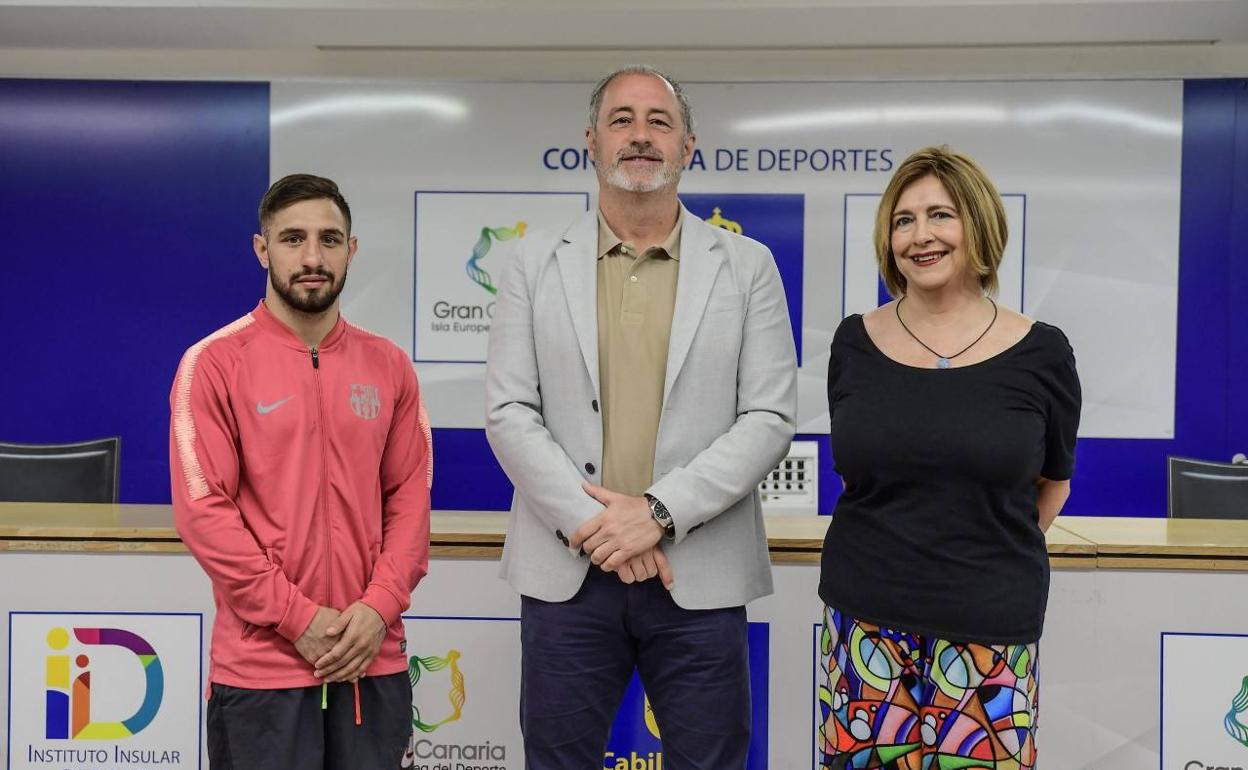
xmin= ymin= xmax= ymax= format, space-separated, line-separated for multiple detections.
xmin=874 ymin=146 xmax=1007 ymax=298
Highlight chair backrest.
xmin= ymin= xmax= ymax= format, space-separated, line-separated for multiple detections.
xmin=0 ymin=438 xmax=121 ymax=504
xmin=1167 ymin=456 xmax=1248 ymax=520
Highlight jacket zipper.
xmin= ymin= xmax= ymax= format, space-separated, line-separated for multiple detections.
xmin=311 ymin=346 xmax=332 ymax=608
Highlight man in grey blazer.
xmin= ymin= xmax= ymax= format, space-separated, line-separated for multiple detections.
xmin=485 ymin=65 xmax=797 ymax=769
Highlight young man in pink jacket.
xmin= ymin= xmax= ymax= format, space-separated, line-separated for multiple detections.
xmin=169 ymin=174 xmax=432 ymax=769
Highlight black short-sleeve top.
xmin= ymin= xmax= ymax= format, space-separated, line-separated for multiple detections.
xmin=819 ymin=313 xmax=1081 ymax=644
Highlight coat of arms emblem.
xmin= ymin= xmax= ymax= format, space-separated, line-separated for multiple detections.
xmin=349 ymin=384 xmax=381 ymax=420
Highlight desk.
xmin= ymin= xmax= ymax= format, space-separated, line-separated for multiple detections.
xmin=1 ymin=506 xmax=1243 ymax=770
xmin=1056 ymin=515 xmax=1248 ymax=569
xmin=0 ymin=503 xmax=1095 ymax=563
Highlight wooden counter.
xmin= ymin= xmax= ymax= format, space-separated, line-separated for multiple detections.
xmin=1054 ymin=515 xmax=1248 ymax=570
xmin=0 ymin=503 xmax=518 ymax=557
xmin=0 ymin=502 xmax=183 ymax=553
xmin=0 ymin=503 xmax=1111 ymax=567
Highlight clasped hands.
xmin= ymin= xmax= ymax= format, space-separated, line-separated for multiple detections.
xmin=570 ymin=483 xmax=674 ymax=590
xmin=291 ymin=484 xmax=676 ymax=682
xmin=293 ymin=601 xmax=386 ymax=684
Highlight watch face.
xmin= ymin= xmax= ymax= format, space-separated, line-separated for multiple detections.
xmin=649 ymin=497 xmax=671 ymax=522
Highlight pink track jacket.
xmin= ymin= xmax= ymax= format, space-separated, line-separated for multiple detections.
xmin=170 ymin=301 xmax=432 ymax=689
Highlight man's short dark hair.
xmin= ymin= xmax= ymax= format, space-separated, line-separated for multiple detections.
xmin=258 ymin=174 xmax=352 ymax=234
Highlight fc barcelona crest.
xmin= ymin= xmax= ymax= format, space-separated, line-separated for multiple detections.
xmin=349 ymin=384 xmax=381 ymax=420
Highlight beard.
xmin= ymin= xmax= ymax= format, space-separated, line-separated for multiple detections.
xmin=270 ymin=266 xmax=347 ymax=315
xmin=602 ymin=141 xmax=684 ymax=193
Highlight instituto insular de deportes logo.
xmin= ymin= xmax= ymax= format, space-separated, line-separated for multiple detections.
xmin=9 ymin=612 xmax=200 ymax=770
xmin=43 ymin=626 xmax=163 ymax=740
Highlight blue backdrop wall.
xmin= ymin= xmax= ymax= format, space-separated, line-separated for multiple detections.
xmin=1 ymin=77 xmax=1244 ymax=516
xmin=0 ymin=80 xmax=270 ymax=503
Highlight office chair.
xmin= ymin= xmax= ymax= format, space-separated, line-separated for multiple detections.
xmin=0 ymin=437 xmax=121 ymax=503
xmin=1167 ymin=456 xmax=1248 ymax=520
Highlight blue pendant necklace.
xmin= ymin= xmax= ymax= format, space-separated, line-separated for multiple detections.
xmin=895 ymin=296 xmax=998 ymax=369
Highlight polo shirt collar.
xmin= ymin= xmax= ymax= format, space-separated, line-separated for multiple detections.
xmin=596 ymin=208 xmax=683 ymax=261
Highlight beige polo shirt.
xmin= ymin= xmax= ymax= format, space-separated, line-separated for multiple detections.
xmin=596 ymin=209 xmax=682 ymax=497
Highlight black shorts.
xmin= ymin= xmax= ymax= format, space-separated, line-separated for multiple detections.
xmin=206 ymin=673 xmax=411 ymax=770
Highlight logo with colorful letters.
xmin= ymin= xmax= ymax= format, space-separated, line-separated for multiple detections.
xmin=44 ymin=626 xmax=163 ymax=740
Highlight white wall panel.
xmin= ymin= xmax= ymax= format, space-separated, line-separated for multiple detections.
xmin=272 ymin=78 xmax=1181 ymax=438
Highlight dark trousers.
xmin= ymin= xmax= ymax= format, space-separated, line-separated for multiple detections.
xmin=520 ymin=567 xmax=751 ymax=770
xmin=206 ymin=672 xmax=411 ymax=770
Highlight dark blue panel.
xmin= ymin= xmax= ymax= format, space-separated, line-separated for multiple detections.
xmin=680 ymin=194 xmax=805 ymax=364
xmin=1229 ymin=81 xmax=1248 ymax=458
xmin=44 ymin=691 xmax=69 ymax=740
xmin=0 ymin=80 xmax=270 ymax=503
xmin=792 ymin=433 xmax=838 ymax=515
xmin=429 ymin=428 xmax=513 ymax=511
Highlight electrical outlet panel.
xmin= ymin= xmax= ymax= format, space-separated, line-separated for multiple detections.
xmin=760 ymin=440 xmax=819 ymax=515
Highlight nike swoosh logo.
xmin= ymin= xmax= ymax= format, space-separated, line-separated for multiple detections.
xmin=256 ymin=396 xmax=295 ymax=415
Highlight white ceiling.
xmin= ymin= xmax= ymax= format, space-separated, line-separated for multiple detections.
xmin=0 ymin=0 xmax=1245 ymax=80
xmin=1 ymin=0 xmax=1246 ymax=49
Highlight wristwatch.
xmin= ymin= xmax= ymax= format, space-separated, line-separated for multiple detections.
xmin=645 ymin=494 xmax=675 ymax=540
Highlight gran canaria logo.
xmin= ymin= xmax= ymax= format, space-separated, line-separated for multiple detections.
xmin=1225 ymin=675 xmax=1248 ymax=748
xmin=466 ymin=222 xmax=526 ymax=295
xmin=408 ymin=649 xmax=465 ymax=732
xmin=402 ymin=649 xmax=504 ymax=770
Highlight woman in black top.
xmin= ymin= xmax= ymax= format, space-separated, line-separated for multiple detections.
xmin=817 ymin=146 xmax=1080 ymax=770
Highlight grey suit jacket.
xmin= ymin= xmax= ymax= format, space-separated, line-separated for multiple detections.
xmin=484 ymin=205 xmax=797 ymax=609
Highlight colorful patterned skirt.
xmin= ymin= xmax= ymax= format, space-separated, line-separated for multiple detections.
xmin=817 ymin=605 xmax=1039 ymax=770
